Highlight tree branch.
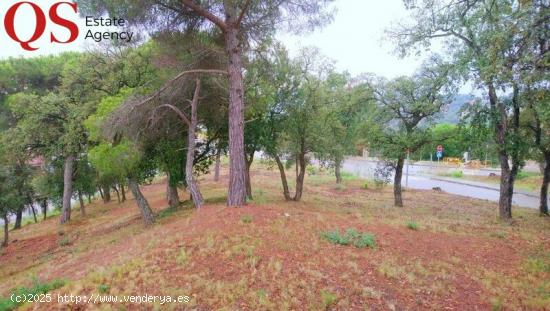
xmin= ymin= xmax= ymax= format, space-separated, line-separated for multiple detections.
xmin=156 ymin=104 xmax=191 ymax=126
xmin=236 ymin=0 xmax=252 ymax=27
xmin=181 ymin=0 xmax=228 ymax=32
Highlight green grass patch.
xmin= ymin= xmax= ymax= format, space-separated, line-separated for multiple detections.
xmin=320 ymin=289 xmax=337 ymax=309
xmin=516 ymin=171 xmax=539 ymax=180
xmin=407 ymin=221 xmax=419 ymax=230
xmin=241 ymin=215 xmax=253 ymax=224
xmin=321 ymin=228 xmax=376 ymax=249
xmin=97 ymin=284 xmax=110 ymax=293
xmin=451 ymin=170 xmax=463 ymax=178
xmin=0 ymin=278 xmax=65 ymax=311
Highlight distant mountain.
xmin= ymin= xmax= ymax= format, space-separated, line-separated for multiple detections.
xmin=438 ymin=94 xmax=474 ymax=124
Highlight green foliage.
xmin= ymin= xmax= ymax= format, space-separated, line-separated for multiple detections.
xmin=241 ymin=215 xmax=253 ymax=224
xmin=85 ymin=88 xmax=134 ymax=142
xmin=97 ymin=284 xmax=110 ymax=294
xmin=407 ymin=221 xmax=419 ymax=230
xmin=320 ymin=289 xmax=337 ymax=309
xmin=364 ymin=58 xmax=456 ymax=165
xmin=516 ymin=171 xmax=537 ymax=180
xmin=58 ymin=237 xmax=70 ymax=247
xmin=451 ymin=170 xmax=463 ymax=178
xmin=88 ymin=141 xmax=142 ymax=184
xmin=176 ymin=248 xmax=188 ymax=265
xmin=363 ymin=182 xmax=369 ymax=190
xmin=0 ymin=278 xmax=65 ymax=311
xmin=322 ymin=228 xmax=376 ymax=249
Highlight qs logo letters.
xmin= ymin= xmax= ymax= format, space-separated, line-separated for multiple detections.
xmin=3 ymin=1 xmax=79 ymax=51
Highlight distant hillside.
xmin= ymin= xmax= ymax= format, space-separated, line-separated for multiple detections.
xmin=439 ymin=94 xmax=474 ymax=124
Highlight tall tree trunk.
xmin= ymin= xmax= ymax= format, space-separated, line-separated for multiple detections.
xmin=128 ymin=177 xmax=155 ymax=226
xmin=488 ymin=83 xmax=514 ymax=222
xmin=245 ymin=149 xmax=254 ymax=200
xmin=2 ymin=215 xmax=8 ymax=247
xmin=166 ymin=172 xmax=180 ymax=209
xmin=102 ymin=184 xmax=111 ymax=203
xmin=335 ymin=157 xmax=342 ymax=184
xmin=186 ymin=79 xmax=204 ymax=208
xmin=539 ymin=152 xmax=550 ymax=216
xmin=61 ymin=154 xmax=75 ymax=224
xmin=113 ymin=185 xmax=121 ymax=203
xmin=394 ymin=157 xmax=405 ymax=207
xmin=30 ymin=204 xmax=38 ymax=223
xmin=295 ymin=156 xmax=299 ymax=179
xmin=78 ymin=190 xmax=86 ymax=216
xmin=120 ymin=183 xmax=126 ymax=202
xmin=41 ymin=199 xmax=48 ymax=220
xmin=214 ymin=148 xmax=221 ymax=182
xmin=274 ymin=154 xmax=292 ymax=201
xmin=13 ymin=207 xmax=23 ymax=230
xmin=224 ymin=11 xmax=247 ymax=207
xmin=294 ymin=151 xmax=306 ymax=201
xmin=87 ymin=195 xmax=92 ymax=204
xmin=498 ymin=154 xmax=517 ymax=221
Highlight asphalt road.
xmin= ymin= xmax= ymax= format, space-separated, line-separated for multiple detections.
xmin=343 ymin=158 xmax=546 ymax=209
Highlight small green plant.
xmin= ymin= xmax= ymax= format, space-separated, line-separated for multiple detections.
xmin=407 ymin=221 xmax=419 ymax=230
xmin=97 ymin=284 xmax=110 ymax=293
xmin=322 ymin=228 xmax=376 ymax=249
xmin=451 ymin=170 xmax=463 ymax=178
xmin=0 ymin=278 xmax=65 ymax=311
xmin=176 ymin=248 xmax=188 ymax=265
xmin=158 ymin=206 xmax=179 ymax=218
xmin=516 ymin=171 xmax=537 ymax=180
xmin=241 ymin=215 xmax=253 ymax=224
xmin=306 ymin=166 xmax=317 ymax=175
xmin=320 ymin=290 xmax=337 ymax=309
xmin=341 ymin=171 xmax=358 ymax=181
xmin=363 ymin=182 xmax=369 ymax=189
xmin=322 ymin=230 xmax=350 ymax=245
xmin=58 ymin=237 xmax=70 ymax=246
xmin=353 ymin=233 xmax=376 ymax=248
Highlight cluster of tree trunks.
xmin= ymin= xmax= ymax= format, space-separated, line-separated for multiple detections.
xmin=274 ymin=150 xmax=307 ymax=202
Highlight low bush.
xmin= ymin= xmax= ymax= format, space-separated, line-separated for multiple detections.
xmin=0 ymin=278 xmax=65 ymax=311
xmin=321 ymin=228 xmax=376 ymax=249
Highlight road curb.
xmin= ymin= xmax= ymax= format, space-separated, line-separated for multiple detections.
xmin=428 ymin=176 xmax=539 ymax=199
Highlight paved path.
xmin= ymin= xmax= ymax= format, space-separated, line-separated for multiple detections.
xmin=343 ymin=158 xmax=546 ymax=209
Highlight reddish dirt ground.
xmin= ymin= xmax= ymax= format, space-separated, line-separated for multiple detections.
xmin=1 ymin=167 xmax=549 ymax=310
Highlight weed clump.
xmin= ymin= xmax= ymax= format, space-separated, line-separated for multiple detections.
xmin=241 ymin=215 xmax=253 ymax=224
xmin=0 ymin=278 xmax=65 ymax=310
xmin=321 ymin=228 xmax=376 ymax=249
xmin=320 ymin=290 xmax=337 ymax=309
xmin=407 ymin=221 xmax=419 ymax=230
xmin=451 ymin=170 xmax=463 ymax=178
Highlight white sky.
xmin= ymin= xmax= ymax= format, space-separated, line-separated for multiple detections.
xmin=0 ymin=0 xmax=428 ymax=79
